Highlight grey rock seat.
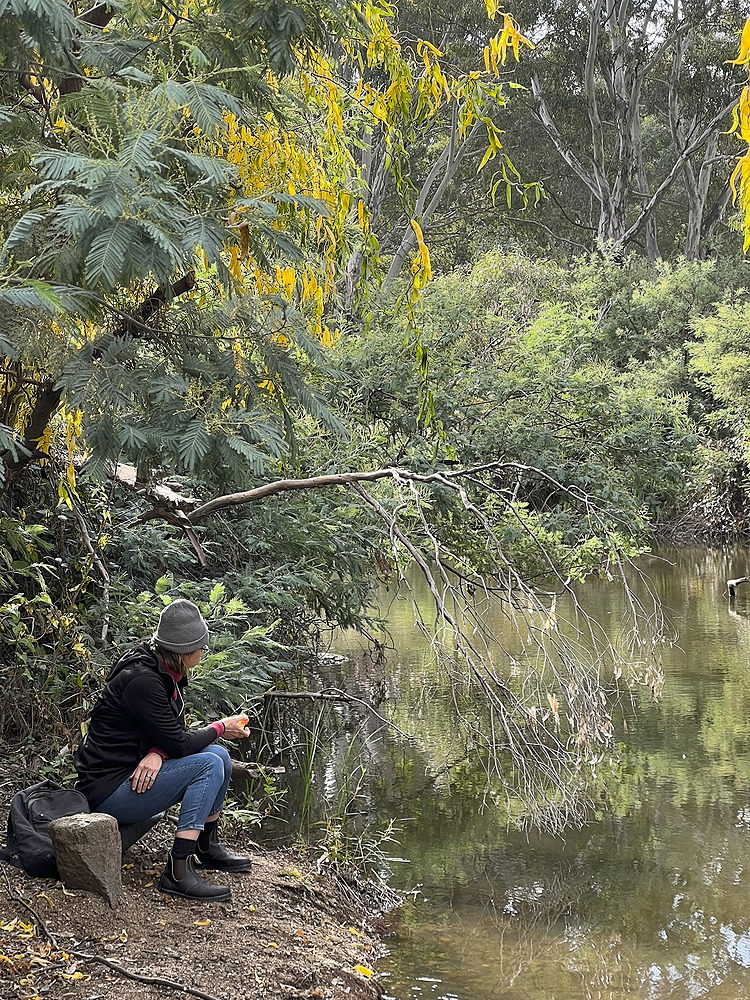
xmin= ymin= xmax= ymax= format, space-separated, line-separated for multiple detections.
xmin=48 ymin=811 xmax=166 ymax=908
xmin=49 ymin=813 xmax=123 ymax=907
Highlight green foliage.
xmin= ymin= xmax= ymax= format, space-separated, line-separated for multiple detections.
xmin=333 ymin=250 xmax=708 ymax=566
xmin=690 ymin=301 xmax=750 ymax=407
xmin=0 ymin=501 xmax=93 ymax=743
xmin=1 ymin=0 xmax=747 ymax=839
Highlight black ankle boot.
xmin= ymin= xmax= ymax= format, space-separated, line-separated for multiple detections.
xmin=195 ymin=827 xmax=252 ymax=872
xmin=158 ymin=854 xmax=231 ymax=901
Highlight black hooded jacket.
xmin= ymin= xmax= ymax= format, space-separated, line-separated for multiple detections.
xmin=74 ymin=643 xmax=219 ymax=809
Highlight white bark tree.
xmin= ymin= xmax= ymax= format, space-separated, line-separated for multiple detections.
xmin=529 ymin=0 xmax=739 ymax=259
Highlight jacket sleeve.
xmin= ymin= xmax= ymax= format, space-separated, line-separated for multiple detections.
xmin=120 ymin=671 xmax=218 ymax=758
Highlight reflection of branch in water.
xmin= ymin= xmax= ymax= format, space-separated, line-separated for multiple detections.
xmin=727 ymin=604 xmax=750 ymax=626
xmin=350 ymin=467 xmax=670 ymax=834
xmin=727 ymin=577 xmax=750 ymax=626
xmin=443 ymin=871 xmax=591 ymax=996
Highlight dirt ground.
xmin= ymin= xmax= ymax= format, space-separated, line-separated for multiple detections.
xmin=0 ymin=825 xmax=390 ymax=1000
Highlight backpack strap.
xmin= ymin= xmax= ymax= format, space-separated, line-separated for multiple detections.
xmin=0 ymin=808 xmax=21 ymax=867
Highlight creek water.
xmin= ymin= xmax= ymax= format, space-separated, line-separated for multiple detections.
xmin=326 ymin=546 xmax=750 ymax=1000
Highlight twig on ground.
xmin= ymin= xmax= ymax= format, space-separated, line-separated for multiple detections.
xmin=1 ymin=862 xmax=224 ymax=1000
xmin=1 ymin=862 xmax=59 ymax=944
xmin=68 ymin=951 xmax=225 ymax=1000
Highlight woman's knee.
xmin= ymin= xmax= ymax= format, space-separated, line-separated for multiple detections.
xmin=186 ymin=750 xmax=226 ymax=790
xmin=200 ymin=744 xmax=232 ymax=778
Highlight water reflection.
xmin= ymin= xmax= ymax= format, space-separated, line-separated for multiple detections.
xmin=332 ymin=546 xmax=750 ymax=1000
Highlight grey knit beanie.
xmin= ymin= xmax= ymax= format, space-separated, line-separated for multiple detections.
xmin=153 ymin=598 xmax=209 ymax=654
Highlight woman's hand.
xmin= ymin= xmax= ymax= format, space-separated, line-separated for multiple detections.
xmin=130 ymin=751 xmax=164 ymax=793
xmin=220 ymin=715 xmax=251 ymax=740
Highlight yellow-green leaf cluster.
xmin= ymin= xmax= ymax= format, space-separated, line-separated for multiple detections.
xmin=730 ymin=18 xmax=750 ymax=251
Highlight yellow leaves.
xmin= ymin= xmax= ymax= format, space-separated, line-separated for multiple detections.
xmin=326 ymin=79 xmax=344 ymax=133
xmin=63 ymin=406 xmax=82 ymax=454
xmin=484 ymin=17 xmax=533 ymax=75
xmin=0 ymin=921 xmax=92 ymax=990
xmin=353 ymin=964 xmax=374 ymax=978
xmin=415 ymin=44 xmax=454 ymax=114
xmin=417 ymin=39 xmax=444 ymax=59
xmin=301 ymin=271 xmax=320 ymax=304
xmin=227 ymin=245 xmax=245 ymax=286
xmin=478 ymin=119 xmax=504 ymax=171
xmin=728 ymin=84 xmax=750 ymax=143
xmin=409 ymin=220 xmax=432 ymax=291
xmin=275 ymin=265 xmax=296 ymax=298
xmin=733 ymin=160 xmax=750 ymax=252
xmin=205 ymin=2 xmax=531 ymax=321
xmin=36 ymin=424 xmax=52 ymax=459
xmin=60 ymin=968 xmax=89 ymax=981
xmin=417 ymin=38 xmax=444 ymax=79
xmin=194 ymin=919 xmax=211 ymax=926
xmin=730 ymin=16 xmax=750 ymax=66
xmin=730 ymin=21 xmax=750 ymax=252
xmin=730 ymin=151 xmax=750 ymax=229
xmin=1 ymin=919 xmax=35 ymax=936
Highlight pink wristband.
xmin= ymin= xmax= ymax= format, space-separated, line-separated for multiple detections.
xmin=210 ymin=721 xmax=226 ymax=737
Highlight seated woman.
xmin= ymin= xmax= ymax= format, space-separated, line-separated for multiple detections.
xmin=74 ymin=598 xmax=251 ymax=902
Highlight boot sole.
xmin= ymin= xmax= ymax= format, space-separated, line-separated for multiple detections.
xmin=194 ymin=861 xmax=253 ymax=873
xmin=159 ymin=884 xmax=231 ymax=902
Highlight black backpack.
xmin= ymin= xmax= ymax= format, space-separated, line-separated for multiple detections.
xmin=0 ymin=779 xmax=90 ymax=878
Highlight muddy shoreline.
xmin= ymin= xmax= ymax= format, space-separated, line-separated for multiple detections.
xmin=1 ymin=828 xmax=389 ymax=1000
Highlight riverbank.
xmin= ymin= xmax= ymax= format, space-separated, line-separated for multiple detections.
xmin=0 ymin=828 xmax=387 ymax=1000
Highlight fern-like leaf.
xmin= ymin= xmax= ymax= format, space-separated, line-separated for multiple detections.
xmin=165 ymin=147 xmax=234 ymax=186
xmin=118 ymin=129 xmax=160 ymax=173
xmin=3 ymin=210 xmax=45 ymax=251
xmin=181 ymin=215 xmax=226 ymax=260
xmin=177 ymin=418 xmax=211 ymax=469
xmin=84 ymin=218 xmax=137 ymax=287
xmin=182 ymin=81 xmax=243 ymax=133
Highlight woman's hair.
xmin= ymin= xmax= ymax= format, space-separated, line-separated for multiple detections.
xmin=151 ymin=640 xmax=190 ymax=678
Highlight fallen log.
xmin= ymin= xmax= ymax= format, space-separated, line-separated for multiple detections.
xmin=728 ymin=577 xmax=750 ymax=597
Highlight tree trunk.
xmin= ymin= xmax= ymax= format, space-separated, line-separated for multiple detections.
xmin=530 ymin=0 xmax=734 ymax=257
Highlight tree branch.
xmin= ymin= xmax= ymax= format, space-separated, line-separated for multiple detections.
xmin=531 ymin=73 xmax=600 ymax=198
xmin=584 ymin=0 xmax=609 ymax=211
xmin=71 ymin=501 xmax=111 ymax=642
xmin=260 ymin=687 xmax=411 ymax=738
xmin=381 ymin=112 xmax=483 ymax=292
xmin=187 ymin=460 xmax=569 ymax=523
xmin=617 ymin=98 xmax=736 ymax=248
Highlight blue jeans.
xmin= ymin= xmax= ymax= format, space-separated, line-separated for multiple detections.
xmin=97 ymin=745 xmax=233 ymax=833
